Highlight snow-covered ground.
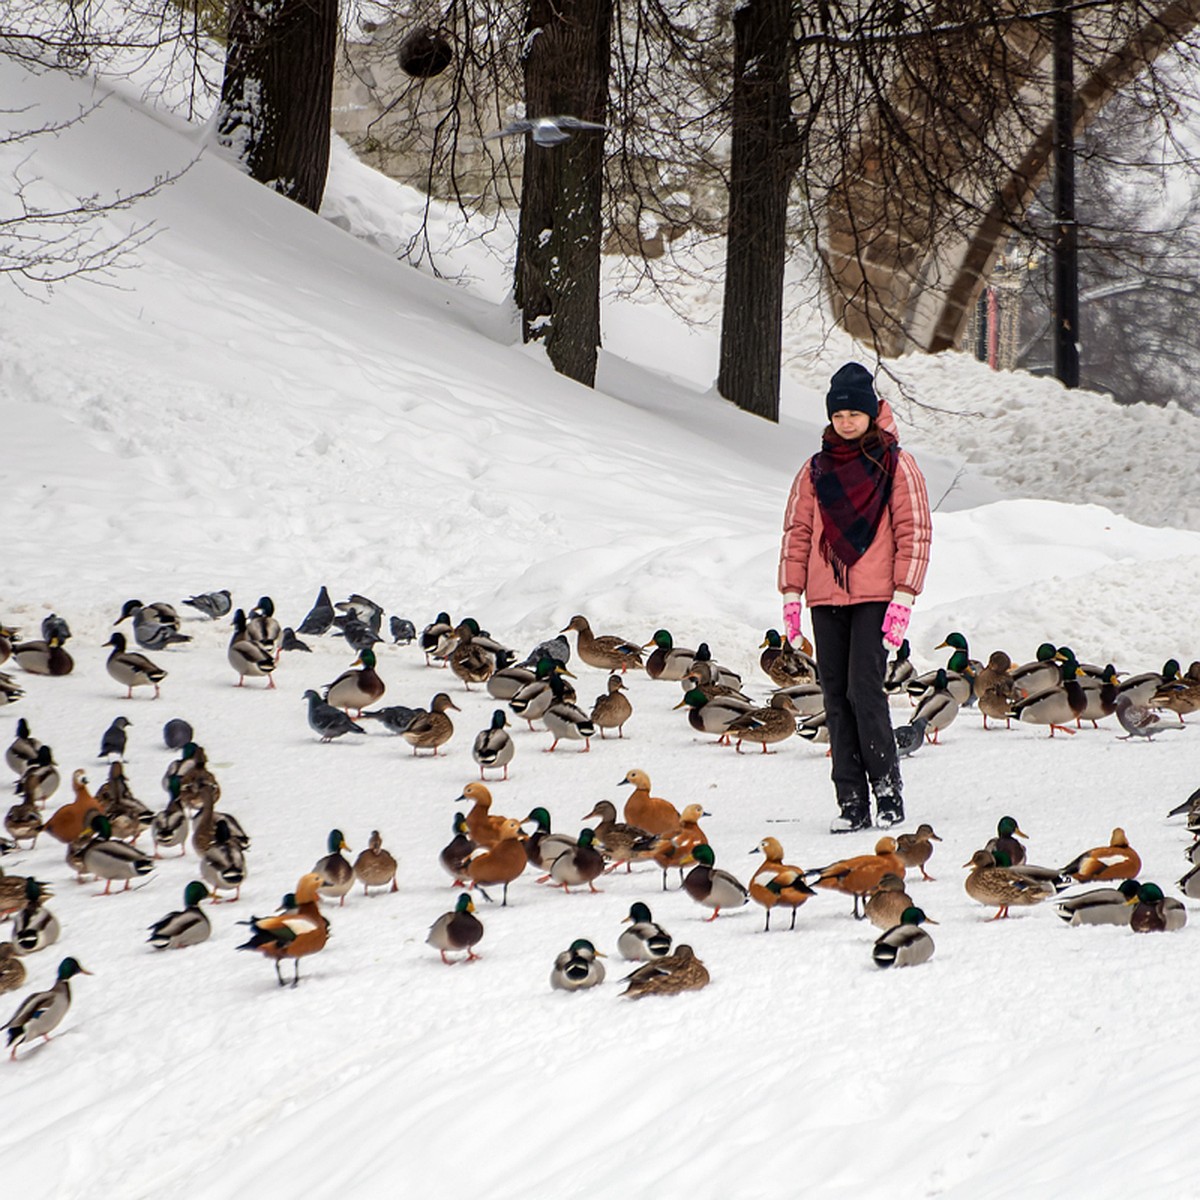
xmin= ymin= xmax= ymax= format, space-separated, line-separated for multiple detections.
xmin=2 ymin=55 xmax=1199 ymax=1200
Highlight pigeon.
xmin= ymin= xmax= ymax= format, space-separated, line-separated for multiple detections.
xmin=40 ymin=614 xmax=71 ymax=644
xmin=516 ymin=634 xmax=571 ymax=670
xmin=894 ymin=716 xmax=928 ymax=758
xmin=304 ymin=690 xmax=367 ymax=742
xmin=485 ymin=115 xmax=608 ymax=147
xmin=390 ymin=617 xmax=416 ymax=645
xmin=359 ymin=705 xmax=420 ymax=736
xmin=1116 ymin=694 xmax=1181 ymax=741
xmin=162 ymin=719 xmax=193 ymax=750
xmin=296 ymin=586 xmax=335 ymax=636
xmin=99 ymin=716 xmax=131 ymax=761
xmin=183 ymin=590 xmax=232 ymax=620
xmin=335 ymin=595 xmax=384 ymax=635
xmin=279 ymin=627 xmax=312 ymax=653
xmin=334 ymin=617 xmax=383 ymax=653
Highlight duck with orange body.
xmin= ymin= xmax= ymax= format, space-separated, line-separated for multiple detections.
xmin=459 ymin=781 xmax=509 ymax=849
xmin=651 ymin=803 xmax=709 ymax=891
xmin=45 ymin=770 xmax=101 ymax=845
xmin=1061 ymin=827 xmax=1142 ymax=883
xmin=237 ymin=872 xmax=330 ymax=987
xmin=807 ymin=837 xmax=907 ymax=918
xmin=618 ymin=769 xmax=681 ymax=837
xmin=465 ymin=817 xmax=528 ymax=905
xmin=749 ymin=837 xmax=815 ymax=930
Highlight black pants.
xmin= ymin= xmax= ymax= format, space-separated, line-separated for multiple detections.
xmin=811 ymin=602 xmax=901 ymax=812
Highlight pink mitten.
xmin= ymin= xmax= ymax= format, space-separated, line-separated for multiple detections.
xmin=783 ymin=600 xmax=802 ymax=645
xmin=881 ymin=593 xmax=913 ymax=651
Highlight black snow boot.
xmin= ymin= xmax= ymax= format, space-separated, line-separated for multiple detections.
xmin=830 ymin=792 xmax=871 ymax=834
xmin=872 ymin=770 xmax=905 ymax=829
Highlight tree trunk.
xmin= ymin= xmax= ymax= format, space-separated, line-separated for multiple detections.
xmin=216 ymin=0 xmax=338 ymax=214
xmin=718 ymin=0 xmax=797 ymax=422
xmin=516 ymin=0 xmax=612 ymax=388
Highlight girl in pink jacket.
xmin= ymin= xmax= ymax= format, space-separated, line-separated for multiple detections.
xmin=778 ymin=362 xmax=932 ymax=833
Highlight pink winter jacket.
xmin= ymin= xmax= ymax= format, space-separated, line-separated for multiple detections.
xmin=778 ymin=400 xmax=932 ymax=606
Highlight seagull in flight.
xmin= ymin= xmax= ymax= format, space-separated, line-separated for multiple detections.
xmin=485 ymin=115 xmax=607 ymax=147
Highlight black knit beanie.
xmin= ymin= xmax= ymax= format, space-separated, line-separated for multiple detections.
xmin=826 ymin=362 xmax=879 ymax=420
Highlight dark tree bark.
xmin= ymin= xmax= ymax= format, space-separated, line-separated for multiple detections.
xmin=216 ymin=0 xmax=338 ymax=214
xmin=516 ymin=0 xmax=613 ymax=388
xmin=717 ymin=0 xmax=798 ymax=422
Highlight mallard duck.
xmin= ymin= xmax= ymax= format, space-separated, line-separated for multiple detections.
xmin=651 ymin=804 xmax=710 ymax=891
xmin=4 ymin=793 xmax=43 ymax=848
xmin=621 ymin=944 xmax=709 ymax=998
xmin=1115 ymin=658 xmax=1180 ymax=708
xmin=190 ymin=787 xmax=249 ymax=856
xmin=148 ymin=882 xmax=212 ymax=949
xmin=420 ymin=612 xmax=454 ymax=666
xmin=749 ymin=837 xmax=813 ymax=931
xmin=797 ymin=710 xmax=830 ymax=746
xmin=618 ymin=902 xmax=672 ymax=961
xmin=12 ymin=637 xmax=74 ymax=677
xmin=5 ymin=718 xmax=41 ymax=775
xmin=883 ymin=639 xmax=915 ymax=694
xmin=313 ymin=829 xmax=353 ymax=906
xmin=461 ymin=782 xmax=508 ymax=849
xmin=963 ymin=849 xmax=1054 ymax=919
xmin=864 ymin=872 xmax=914 ymax=931
xmin=759 ymin=630 xmax=818 ymax=688
xmin=104 ymin=632 xmax=166 ymax=699
xmin=580 ymin=800 xmax=656 ymax=873
xmin=150 ymin=778 xmax=189 ymax=858
xmin=768 ymin=681 xmax=826 ymax=718
xmin=1008 ymin=656 xmax=1088 ymax=736
xmin=486 ymin=661 xmax=537 ymax=702
xmin=19 ymin=745 xmax=60 ymax=807
xmin=545 ymin=828 xmax=606 ymax=893
xmin=353 ymin=830 xmax=398 ymax=895
xmin=1150 ymin=669 xmax=1200 ymax=724
xmin=427 ymin=893 xmax=482 ymax=964
xmin=1061 ymin=828 xmax=1141 ymax=882
xmin=11 ymin=878 xmax=60 ymax=955
xmin=1010 ymin=642 xmax=1062 ymax=698
xmin=96 ymin=762 xmax=152 ymax=843
xmin=562 ymin=614 xmax=644 ymax=672
xmin=0 ymin=671 xmax=25 ymax=706
xmin=542 ymin=673 xmax=595 ymax=752
xmin=472 ymin=709 xmax=515 ymax=780
xmin=115 ymin=600 xmax=190 ymax=651
xmin=439 ymin=812 xmax=476 ymax=885
xmin=45 ymin=770 xmax=101 ymax=845
xmin=116 ymin=598 xmax=182 ymax=631
xmin=619 ymin=768 xmax=681 ymax=837
xmin=508 ymin=659 xmax=575 ymax=728
xmin=906 ymin=666 xmax=971 ymax=708
xmin=4 ymin=956 xmax=90 ymax=1058
xmin=1130 ymin=882 xmax=1187 ymax=932
xmin=1056 ymin=879 xmax=1141 ymax=926
xmin=974 ymin=651 xmax=1017 ymax=729
xmin=934 ymin=633 xmax=982 ymax=702
xmin=808 ymin=837 xmax=907 ymax=918
xmin=0 ymin=867 xmax=35 ymax=918
xmin=244 ymin=596 xmax=281 ymax=654
xmin=894 ymin=823 xmax=941 ymax=881
xmin=449 ymin=620 xmax=499 ymax=690
xmin=238 ymin=872 xmax=329 ymax=986
xmin=402 ymin=692 xmax=460 ymax=756
xmin=911 ymin=670 xmax=960 ymax=743
xmin=0 ymin=626 xmax=13 ymax=668
xmin=550 ymin=938 xmax=607 ymax=990
xmin=643 ymin=629 xmax=696 ymax=681
xmin=324 ymin=648 xmax=385 ymax=716
xmin=1180 ymin=862 xmax=1200 ymax=899
xmin=872 ymin=906 xmax=936 ymax=968
xmin=521 ymin=807 xmax=575 ymax=874
xmin=465 ymin=817 xmax=528 ymax=905
xmin=590 ymin=675 xmax=633 ymax=738
xmin=674 ymin=686 xmax=755 ymax=745
xmin=78 ymin=811 xmax=153 ymax=897
xmin=228 ymin=609 xmax=276 ymax=688
xmin=0 ymin=944 xmax=27 ymax=995
xmin=985 ymin=816 xmax=1027 ymax=867
xmin=725 ymin=694 xmax=799 ymax=754
xmin=682 ymin=843 xmax=748 ymax=919
xmin=200 ymin=819 xmax=247 ymax=902
xmin=688 ymin=644 xmax=742 ymax=692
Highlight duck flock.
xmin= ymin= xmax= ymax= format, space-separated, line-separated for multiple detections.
xmin=1 ymin=589 xmax=1197 ymax=1059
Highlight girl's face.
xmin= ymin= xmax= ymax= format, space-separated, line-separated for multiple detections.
xmin=831 ymin=410 xmax=871 ymax=441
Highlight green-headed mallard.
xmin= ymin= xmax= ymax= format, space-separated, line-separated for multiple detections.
xmin=1116 ymin=658 xmax=1181 ymax=708
xmin=148 ymin=881 xmax=212 ymax=949
xmin=1055 ymin=879 xmax=1141 ymax=926
xmin=911 ymin=669 xmax=960 ymax=743
xmin=472 ymin=709 xmax=514 ymax=780
xmin=1130 ymin=882 xmax=1187 ymax=932
xmin=1150 ymin=664 xmax=1200 ymax=724
xmin=963 ymin=848 xmax=1054 ymax=919
xmin=618 ymin=768 xmax=681 ymax=837
xmin=562 ymin=614 xmax=643 ymax=673
xmin=17 ymin=745 xmax=59 ymax=807
xmin=486 ymin=661 xmax=537 ymax=701
xmin=104 ymin=632 xmax=166 ymax=699
xmin=324 ymin=648 xmax=385 ymax=716
xmin=1061 ymin=828 xmax=1141 ymax=882
xmin=439 ymin=812 xmax=476 ymax=886
xmin=674 ymin=686 xmax=754 ymax=745
xmin=618 ymin=901 xmax=672 ymax=961
xmin=894 ymin=823 xmax=942 ymax=882
xmin=580 ymin=800 xmax=656 ymax=873
xmin=872 ymin=906 xmax=936 ymax=968
xmin=1010 ymin=641 xmax=1061 ymax=698
xmin=402 ymin=692 xmax=460 ymax=756
xmin=884 ymin=639 xmax=915 ymax=694
xmin=5 ymin=717 xmax=41 ymax=775
xmin=725 ymin=694 xmax=799 ymax=754
xmin=228 ymin=608 xmax=276 ymax=689
xmin=542 ymin=672 xmax=595 ymax=753
xmin=238 ymin=872 xmax=329 ymax=986
xmin=550 ymin=938 xmax=607 ymax=990
xmin=244 ymin=596 xmax=281 ymax=654
xmin=683 ymin=843 xmax=748 ymax=920
xmin=985 ymin=815 xmax=1027 ymax=867
xmin=590 ymin=674 xmax=633 ymax=739
xmin=748 ymin=837 xmax=813 ymax=931
xmin=427 ymin=893 xmax=482 ymax=964
xmin=643 ymin=629 xmax=696 ymax=681
xmin=621 ymin=944 xmax=709 ymax=997
xmin=200 ymin=819 xmax=247 ymax=902
xmin=545 ymin=828 xmax=606 ymax=893
xmin=420 ymin=612 xmax=454 ymax=666
xmin=313 ymin=829 xmax=354 ymax=906
xmin=4 ymin=956 xmax=90 ymax=1057
xmin=353 ymin=830 xmax=398 ymax=895
xmin=12 ymin=637 xmax=74 ymax=677
xmin=508 ymin=658 xmax=575 ymax=729
xmin=10 ymin=878 xmax=59 ymax=955
xmin=521 ymin=807 xmax=575 ymax=873
xmin=759 ymin=629 xmax=818 ymax=688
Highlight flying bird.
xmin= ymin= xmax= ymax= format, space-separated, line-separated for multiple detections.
xmin=485 ymin=115 xmax=607 ymax=147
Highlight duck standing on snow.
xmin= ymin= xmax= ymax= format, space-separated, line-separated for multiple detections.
xmin=313 ymin=829 xmax=354 ymax=906
xmin=45 ymin=770 xmax=100 ymax=845
xmin=460 ymin=782 xmax=508 ymax=850
xmin=18 ymin=745 xmax=60 ymax=806
xmin=590 ymin=675 xmax=633 ymax=739
xmin=974 ymin=651 xmax=1017 ymax=729
xmin=651 ymin=803 xmax=709 ymax=891
xmin=580 ymin=800 xmax=657 ymax=874
xmin=115 ymin=599 xmax=191 ymax=651
xmin=1008 ymin=657 xmax=1087 ymax=737
xmin=427 ymin=893 xmax=483 ymax=964
xmin=561 ymin=614 xmax=644 ymax=673
xmin=148 ymin=882 xmax=212 ymax=949
xmin=4 ymin=956 xmax=91 ymax=1058
xmin=81 ymin=813 xmax=156 ymax=894
xmin=725 ymin=693 xmax=800 ymax=754
xmin=683 ymin=844 xmax=748 ymax=920
xmin=674 ymin=686 xmax=755 ymax=746
xmin=6 ymin=718 xmax=41 ymax=775
xmin=550 ymin=939 xmax=607 ymax=991
xmin=472 ymin=710 xmax=514 ymax=781
xmin=759 ymin=629 xmax=818 ymax=688
xmin=402 ymin=693 xmax=460 ymax=756
xmin=200 ymin=820 xmax=247 ymax=902
xmin=894 ymin=823 xmax=941 ymax=881
xmin=464 ymin=818 xmax=528 ymax=906
xmin=353 ymin=830 xmax=398 ymax=895
xmin=963 ymin=849 xmax=1054 ymax=919
xmin=228 ymin=609 xmax=276 ymax=688
xmin=244 ymin=597 xmax=282 ymax=656
xmin=749 ymin=837 xmax=813 ymax=931
xmin=104 ymin=632 xmax=167 ymax=699
xmin=545 ymin=829 xmax=606 ymax=894
xmin=324 ymin=648 xmax=385 ymax=716
xmin=238 ymin=872 xmax=329 ymax=987
xmin=438 ymin=813 xmax=476 ymax=886
xmin=808 ymin=836 xmax=907 ymax=919
xmin=911 ymin=669 xmax=960 ymax=745
xmin=542 ymin=672 xmax=595 ymax=752
xmin=618 ymin=768 xmax=681 ymax=837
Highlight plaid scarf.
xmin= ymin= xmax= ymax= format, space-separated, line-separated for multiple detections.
xmin=810 ymin=427 xmax=899 ymax=589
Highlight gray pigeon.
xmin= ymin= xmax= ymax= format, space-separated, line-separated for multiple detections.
xmin=390 ymin=617 xmax=416 ymax=645
xmin=41 ymin=613 xmax=71 ymax=643
xmin=359 ymin=705 xmax=420 ymax=735
xmin=336 ymin=595 xmax=384 ymax=634
xmin=100 ymin=716 xmax=132 ymax=760
xmin=1116 ymin=694 xmax=1181 ymax=741
xmin=517 ymin=634 xmax=571 ymax=670
xmin=334 ymin=617 xmax=384 ymax=653
xmin=297 ymin=586 xmax=334 ymax=636
xmin=162 ymin=718 xmax=194 ymax=750
xmin=183 ymin=590 xmax=232 ymax=620
xmin=485 ymin=115 xmax=607 ymax=147
xmin=279 ymin=627 xmax=312 ymax=653
xmin=894 ymin=716 xmax=928 ymax=758
xmin=304 ymin=689 xmax=367 ymax=742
